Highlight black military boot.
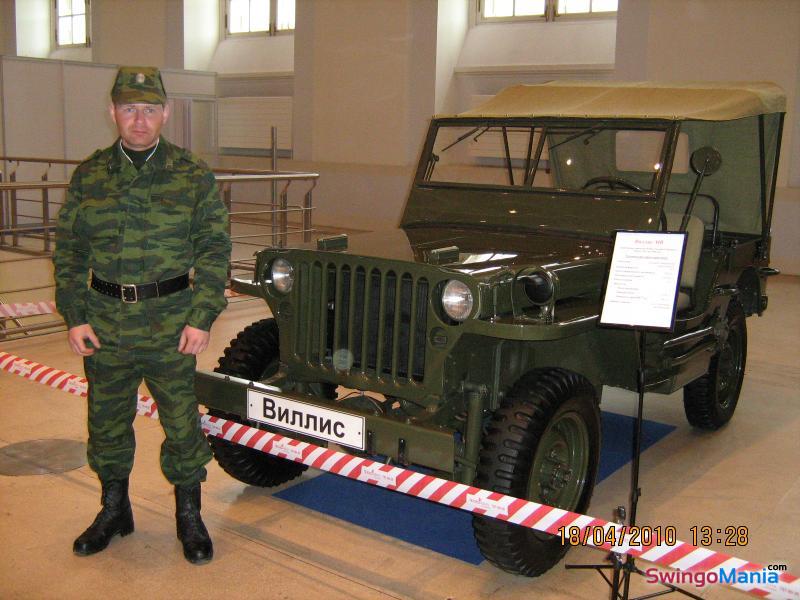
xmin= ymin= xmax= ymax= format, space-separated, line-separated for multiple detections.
xmin=175 ymin=482 xmax=213 ymax=564
xmin=73 ymin=478 xmax=134 ymax=556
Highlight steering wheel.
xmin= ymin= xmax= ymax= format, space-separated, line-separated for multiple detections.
xmin=581 ymin=176 xmax=643 ymax=192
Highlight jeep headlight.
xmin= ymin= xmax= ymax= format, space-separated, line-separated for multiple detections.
xmin=270 ymin=258 xmax=294 ymax=294
xmin=441 ymin=280 xmax=474 ymax=321
xmin=522 ymin=271 xmax=554 ymax=305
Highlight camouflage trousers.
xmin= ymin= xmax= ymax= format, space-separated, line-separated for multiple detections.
xmin=83 ymin=347 xmax=212 ymax=486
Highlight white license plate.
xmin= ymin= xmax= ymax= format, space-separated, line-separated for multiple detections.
xmin=246 ymin=389 xmax=366 ymax=451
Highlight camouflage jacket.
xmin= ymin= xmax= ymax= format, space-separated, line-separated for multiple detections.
xmin=53 ymin=137 xmax=231 ymax=336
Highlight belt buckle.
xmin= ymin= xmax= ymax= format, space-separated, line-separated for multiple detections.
xmin=121 ymin=284 xmax=138 ymax=303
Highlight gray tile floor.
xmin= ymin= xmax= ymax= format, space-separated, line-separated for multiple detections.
xmin=1 ymin=276 xmax=798 ymax=599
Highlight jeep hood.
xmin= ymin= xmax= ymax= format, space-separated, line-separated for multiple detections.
xmin=311 ymin=225 xmax=611 ymax=278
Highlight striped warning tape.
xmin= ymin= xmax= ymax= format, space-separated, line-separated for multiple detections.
xmin=0 ymin=352 xmax=158 ymax=418
xmin=0 ymin=301 xmax=58 ymax=319
xmin=1 ymin=350 xmax=797 ymax=599
xmin=1 ymin=290 xmax=242 ymax=320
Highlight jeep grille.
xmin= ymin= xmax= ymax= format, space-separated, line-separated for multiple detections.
xmin=294 ymin=261 xmax=429 ymax=382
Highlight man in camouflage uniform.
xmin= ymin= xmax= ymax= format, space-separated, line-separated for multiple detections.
xmin=53 ymin=67 xmax=231 ymax=564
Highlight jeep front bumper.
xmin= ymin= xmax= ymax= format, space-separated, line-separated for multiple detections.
xmin=196 ymin=370 xmax=458 ymax=474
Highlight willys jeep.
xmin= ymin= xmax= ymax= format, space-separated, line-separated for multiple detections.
xmin=196 ymin=82 xmax=786 ymax=575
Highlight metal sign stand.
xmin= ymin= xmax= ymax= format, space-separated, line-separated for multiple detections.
xmin=566 ymin=329 xmax=702 ymax=600
xmin=566 ymin=231 xmax=700 ymax=599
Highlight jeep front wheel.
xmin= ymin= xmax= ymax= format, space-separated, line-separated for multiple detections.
xmin=683 ymin=300 xmax=747 ymax=430
xmin=208 ymin=318 xmax=314 ymax=487
xmin=472 ymin=368 xmax=601 ymax=576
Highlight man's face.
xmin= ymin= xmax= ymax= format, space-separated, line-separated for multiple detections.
xmin=109 ymin=103 xmax=170 ymax=151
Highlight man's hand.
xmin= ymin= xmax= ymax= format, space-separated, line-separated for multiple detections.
xmin=67 ymin=324 xmax=101 ymax=356
xmin=178 ymin=325 xmax=210 ymax=355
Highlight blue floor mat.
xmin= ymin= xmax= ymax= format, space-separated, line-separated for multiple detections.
xmin=274 ymin=411 xmax=676 ymax=565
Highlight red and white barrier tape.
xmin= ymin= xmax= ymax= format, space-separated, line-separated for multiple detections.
xmin=1 ymin=290 xmax=241 ymax=320
xmin=0 ymin=301 xmax=58 ymax=319
xmin=1 ymin=350 xmax=797 ymax=599
xmin=1 ymin=290 xmax=242 ymax=321
xmin=0 ymin=352 xmax=158 ymax=418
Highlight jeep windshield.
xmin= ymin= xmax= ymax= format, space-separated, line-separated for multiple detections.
xmin=404 ymin=118 xmax=673 ymax=238
xmin=421 ymin=119 xmax=671 ymax=196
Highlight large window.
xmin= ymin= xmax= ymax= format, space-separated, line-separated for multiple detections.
xmin=226 ymin=0 xmax=295 ymax=35
xmin=480 ymin=0 xmax=617 ymax=21
xmin=55 ymin=0 xmax=89 ymax=47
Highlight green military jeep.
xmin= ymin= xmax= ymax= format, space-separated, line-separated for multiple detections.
xmin=197 ymin=82 xmax=786 ymax=575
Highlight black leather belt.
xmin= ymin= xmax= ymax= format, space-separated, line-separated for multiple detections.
xmin=90 ymin=273 xmax=190 ymax=303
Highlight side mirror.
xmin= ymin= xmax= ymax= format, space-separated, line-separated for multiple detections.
xmin=691 ymin=146 xmax=722 ymax=176
xmin=679 ymin=146 xmax=722 ymax=235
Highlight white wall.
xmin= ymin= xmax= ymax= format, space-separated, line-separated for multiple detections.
xmin=211 ymin=35 xmax=294 ymax=74
xmin=770 ymin=188 xmax=800 ymax=275
xmin=407 ymin=0 xmax=438 ymax=164
xmin=14 ymin=0 xmax=90 ymax=62
xmin=1 ymin=0 xmax=17 ymax=55
xmin=15 ymin=0 xmax=50 ymax=58
xmin=457 ymin=18 xmax=617 ymax=69
xmin=614 ymin=0 xmax=800 ymax=274
xmin=0 ymin=0 xmax=12 ymax=156
xmin=62 ymin=62 xmax=120 ymax=158
xmin=49 ymin=46 xmax=92 ymax=62
xmin=793 ymin=32 xmax=800 ymax=189
xmin=14 ymin=0 xmax=190 ymax=68
xmin=1 ymin=57 xmax=69 ymax=220
xmin=92 ymin=0 xmax=181 ymax=68
xmin=295 ymin=0 xmax=436 ymax=168
xmin=451 ymin=6 xmax=617 ymax=116
xmin=615 ymin=0 xmax=799 ymax=188
xmin=2 ymin=58 xmax=65 ymax=158
xmin=1 ymin=56 xmax=216 ymax=162
xmin=287 ymin=160 xmax=413 ymax=232
xmin=184 ymin=0 xmax=219 ymax=71
xmin=435 ymin=0 xmax=469 ymax=114
xmin=290 ymin=0 xmax=440 ymax=229
xmin=3 ymin=0 xmax=799 ymax=269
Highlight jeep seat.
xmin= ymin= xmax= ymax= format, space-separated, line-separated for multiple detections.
xmin=666 ymin=213 xmax=705 ymax=311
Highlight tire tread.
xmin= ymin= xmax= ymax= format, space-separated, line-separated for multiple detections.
xmin=472 ymin=368 xmax=600 ymax=576
xmin=683 ymin=301 xmax=747 ymax=430
xmin=209 ymin=318 xmax=308 ymax=487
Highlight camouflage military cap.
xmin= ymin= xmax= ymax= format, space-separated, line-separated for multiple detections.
xmin=111 ymin=66 xmax=167 ymax=105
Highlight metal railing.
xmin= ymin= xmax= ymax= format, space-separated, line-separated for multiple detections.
xmin=0 ymin=153 xmax=319 ymax=340
xmin=215 ymin=171 xmax=318 ymax=275
xmin=0 ymin=156 xmax=72 ymax=250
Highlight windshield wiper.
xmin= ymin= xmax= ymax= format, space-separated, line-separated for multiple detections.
xmin=439 ymin=126 xmax=490 ymax=153
xmin=549 ymin=122 xmax=609 ymax=151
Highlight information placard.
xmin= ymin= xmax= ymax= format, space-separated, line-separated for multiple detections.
xmin=600 ymin=231 xmax=687 ymax=331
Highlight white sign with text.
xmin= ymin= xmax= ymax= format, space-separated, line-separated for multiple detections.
xmin=601 ymin=231 xmax=686 ymax=331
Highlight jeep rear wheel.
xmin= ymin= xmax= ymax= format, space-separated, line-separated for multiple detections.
xmin=472 ymin=368 xmax=600 ymax=576
xmin=209 ymin=318 xmax=331 ymax=487
xmin=683 ymin=300 xmax=747 ymax=430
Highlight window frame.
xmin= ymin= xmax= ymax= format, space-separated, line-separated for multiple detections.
xmin=53 ymin=0 xmax=91 ymax=48
xmin=416 ymin=117 xmax=673 ymax=200
xmin=223 ymin=0 xmax=294 ymax=38
xmin=476 ymin=0 xmax=617 ymax=24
